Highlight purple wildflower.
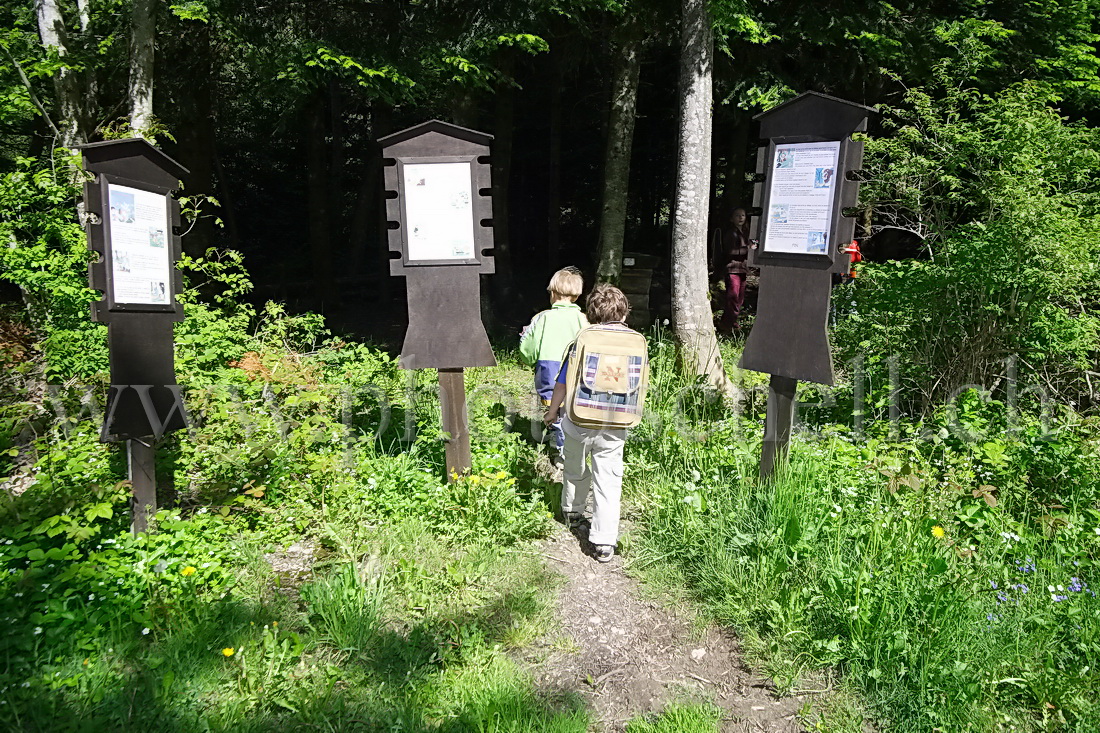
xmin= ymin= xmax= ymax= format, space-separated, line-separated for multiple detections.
xmin=1068 ymin=578 xmax=1083 ymax=593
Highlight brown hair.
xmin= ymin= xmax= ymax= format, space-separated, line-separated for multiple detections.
xmin=547 ymin=266 xmax=583 ymax=300
xmin=585 ymin=283 xmax=630 ymax=324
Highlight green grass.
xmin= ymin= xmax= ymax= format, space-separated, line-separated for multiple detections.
xmin=0 ymin=517 xmax=586 ymax=731
xmin=629 ymin=429 xmax=1100 ymax=731
xmin=0 ymin=347 xmax=583 ymax=731
xmin=625 ymin=701 xmax=724 ymax=732
xmin=4 ymin=321 xmax=1098 ymax=732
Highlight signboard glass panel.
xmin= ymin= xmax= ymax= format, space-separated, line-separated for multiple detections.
xmin=107 ymin=183 xmax=172 ymax=305
xmin=402 ymin=162 xmax=476 ymax=261
xmin=762 ymin=141 xmax=841 ymax=256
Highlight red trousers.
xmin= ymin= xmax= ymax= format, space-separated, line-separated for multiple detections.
xmin=719 ymin=272 xmax=746 ymax=332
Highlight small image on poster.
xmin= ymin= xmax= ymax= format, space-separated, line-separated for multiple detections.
xmin=762 ymin=141 xmax=841 ymax=256
xmin=402 ymin=162 xmax=476 ymax=261
xmin=108 ymin=184 xmax=172 ymax=306
xmin=806 ymin=231 xmax=827 ymax=253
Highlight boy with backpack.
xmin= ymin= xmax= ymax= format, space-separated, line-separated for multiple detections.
xmin=519 ymin=267 xmax=589 ymax=463
xmin=543 ymin=283 xmax=649 ymax=563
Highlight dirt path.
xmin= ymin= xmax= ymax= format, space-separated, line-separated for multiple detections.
xmin=517 ymin=521 xmax=806 ymax=732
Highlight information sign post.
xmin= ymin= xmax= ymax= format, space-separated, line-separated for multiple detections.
xmin=80 ymin=139 xmax=189 ymax=533
xmin=738 ymin=92 xmax=872 ymax=480
xmin=379 ymin=121 xmax=496 ymax=479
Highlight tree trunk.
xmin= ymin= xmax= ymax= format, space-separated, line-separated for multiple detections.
xmin=128 ymin=0 xmax=156 ymax=136
xmin=76 ymin=0 xmax=91 ymax=30
xmin=34 ymin=0 xmax=85 ymax=147
xmin=546 ymin=49 xmax=563 ymax=271
xmin=723 ymin=112 xmax=750 ymax=211
xmin=75 ymin=0 xmax=98 ymax=134
xmin=212 ymin=151 xmax=241 ymax=249
xmin=177 ymin=21 xmax=216 ymax=256
xmin=671 ymin=0 xmax=731 ymax=393
xmin=490 ymin=49 xmax=515 ymax=310
xmin=326 ymin=80 xmax=345 ymax=310
xmin=306 ymin=92 xmax=333 ymax=307
xmin=595 ymin=17 xmax=642 ymax=285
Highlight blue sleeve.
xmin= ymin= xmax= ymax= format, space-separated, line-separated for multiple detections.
xmin=556 ymin=357 xmax=569 ymax=385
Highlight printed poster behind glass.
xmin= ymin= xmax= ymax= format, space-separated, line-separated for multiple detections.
xmin=402 ymin=161 xmax=476 ymax=263
xmin=107 ymin=183 xmax=172 ymax=306
xmin=762 ymin=141 xmax=841 ymax=256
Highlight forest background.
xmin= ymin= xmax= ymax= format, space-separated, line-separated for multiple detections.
xmin=2 ymin=1 xmax=1100 ymax=731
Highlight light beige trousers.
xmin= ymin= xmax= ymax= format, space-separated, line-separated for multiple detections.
xmin=560 ymin=416 xmax=626 ymax=547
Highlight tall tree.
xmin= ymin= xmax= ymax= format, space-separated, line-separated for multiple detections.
xmin=670 ymin=0 xmax=729 ymax=391
xmin=34 ymin=0 xmax=86 ymax=146
xmin=128 ymin=0 xmax=157 ymax=135
xmin=594 ymin=14 xmax=642 ymax=285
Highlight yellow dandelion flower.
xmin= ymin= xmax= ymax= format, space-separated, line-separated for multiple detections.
xmin=222 ymin=647 xmax=235 ymax=657
xmin=181 ymin=566 xmax=197 ymax=577
xmin=931 ymin=525 xmax=946 ymax=539
xmin=272 ymin=621 xmax=278 ymax=627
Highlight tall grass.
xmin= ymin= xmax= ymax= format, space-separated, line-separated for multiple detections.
xmin=632 ymin=439 xmax=1099 ymax=731
xmin=625 ymin=331 xmax=1100 ymax=730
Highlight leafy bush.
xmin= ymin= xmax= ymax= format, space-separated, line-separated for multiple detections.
xmin=848 ymin=77 xmax=1100 ymax=412
xmin=632 ymin=424 xmax=1100 ymax=730
xmin=0 ymin=153 xmax=108 ymax=379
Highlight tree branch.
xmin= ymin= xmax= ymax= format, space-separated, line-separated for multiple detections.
xmin=1 ymin=43 xmax=62 ymax=140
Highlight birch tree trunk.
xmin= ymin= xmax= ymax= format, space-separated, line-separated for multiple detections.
xmin=306 ymin=93 xmax=334 ymax=303
xmin=76 ymin=0 xmax=91 ymax=30
xmin=671 ymin=0 xmax=731 ymax=393
xmin=595 ymin=17 xmax=642 ymax=285
xmin=35 ymin=0 xmax=85 ymax=147
xmin=128 ymin=0 xmax=156 ymax=136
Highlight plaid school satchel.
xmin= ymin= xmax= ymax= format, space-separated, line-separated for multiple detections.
xmin=564 ymin=325 xmax=649 ymax=429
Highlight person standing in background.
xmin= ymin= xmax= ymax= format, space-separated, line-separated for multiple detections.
xmin=710 ymin=207 xmax=752 ymax=334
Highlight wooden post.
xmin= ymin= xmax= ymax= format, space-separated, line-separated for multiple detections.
xmin=759 ymin=374 xmax=797 ymax=482
xmin=128 ymin=439 xmax=157 ymax=534
xmin=438 ymin=367 xmax=472 ymax=479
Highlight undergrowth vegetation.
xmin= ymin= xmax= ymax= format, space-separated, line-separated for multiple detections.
xmin=2 ymin=111 xmax=1099 ymax=730
xmin=0 ymin=164 xmax=578 ymax=729
xmin=630 ymin=337 xmax=1100 ymax=731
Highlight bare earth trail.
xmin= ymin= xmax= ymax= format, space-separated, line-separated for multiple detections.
xmin=515 ymin=520 xmax=806 ymax=732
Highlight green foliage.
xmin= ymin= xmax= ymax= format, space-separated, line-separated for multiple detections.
xmin=626 ymin=701 xmax=724 ymax=733
xmin=169 ymin=1 xmax=212 ymax=24
xmin=277 ymin=44 xmax=416 ymax=98
xmin=0 ymin=152 xmax=107 ymax=379
xmin=846 ymin=78 xmax=1100 ymax=409
xmin=631 ymin=381 xmax=1100 ymax=731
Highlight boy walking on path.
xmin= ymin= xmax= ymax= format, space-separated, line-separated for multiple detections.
xmin=544 ymin=283 xmax=646 ymax=563
xmin=519 ymin=267 xmax=589 ymax=460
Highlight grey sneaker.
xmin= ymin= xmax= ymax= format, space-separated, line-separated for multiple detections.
xmin=563 ymin=511 xmax=586 ymax=528
xmin=594 ymin=545 xmax=614 ymax=563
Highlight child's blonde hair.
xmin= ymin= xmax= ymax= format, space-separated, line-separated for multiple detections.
xmin=547 ymin=266 xmax=583 ymax=300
